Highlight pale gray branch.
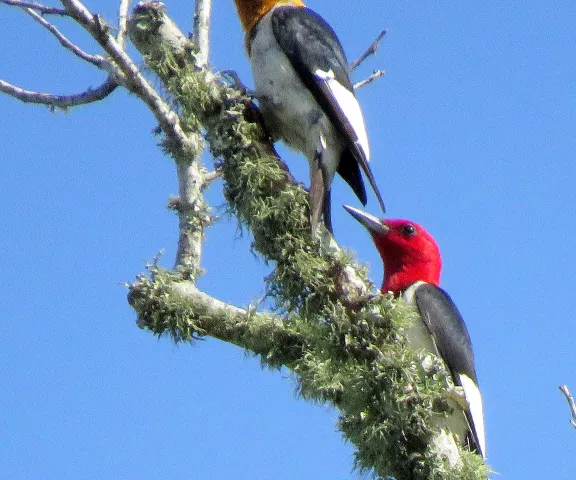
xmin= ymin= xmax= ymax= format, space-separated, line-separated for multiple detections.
xmin=171 ymin=283 xmax=252 ymax=318
xmin=173 ymin=161 xmax=209 ymax=274
xmin=0 ymin=77 xmax=117 ymax=108
xmin=353 ymin=69 xmax=386 ymax=90
xmin=193 ymin=0 xmax=211 ymax=67
xmin=169 ymin=0 xmax=214 ymax=271
xmin=117 ymin=0 xmax=131 ymax=48
xmin=1 ymin=0 xmax=67 ymax=15
xmin=559 ymin=385 xmax=576 ymax=429
xmin=24 ymin=7 xmax=107 ymax=68
xmin=349 ymin=29 xmax=386 ymax=71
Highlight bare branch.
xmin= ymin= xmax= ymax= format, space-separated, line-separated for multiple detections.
xmin=353 ymin=69 xmax=386 ymax=90
xmin=60 ymin=0 xmax=194 ymax=155
xmin=166 ymin=0 xmax=215 ymax=271
xmin=1 ymin=0 xmax=67 ymax=15
xmin=0 ymin=77 xmax=117 ymax=108
xmin=1 ymin=0 xmax=120 ymax=109
xmin=193 ymin=0 xmax=211 ymax=66
xmin=349 ymin=29 xmax=386 ymax=71
xmin=23 ymin=7 xmax=107 ymax=68
xmin=117 ymin=0 xmax=131 ymax=48
xmin=559 ymin=385 xmax=576 ymax=429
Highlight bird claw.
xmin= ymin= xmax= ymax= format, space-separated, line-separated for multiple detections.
xmin=217 ymin=71 xmax=275 ymax=147
xmin=218 ymin=69 xmax=255 ymax=96
xmin=310 ymin=136 xmax=333 ymax=233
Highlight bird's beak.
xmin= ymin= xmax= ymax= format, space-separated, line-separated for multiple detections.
xmin=343 ymin=205 xmax=389 ymax=235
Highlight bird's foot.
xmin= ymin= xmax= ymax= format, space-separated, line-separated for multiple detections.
xmin=218 ymin=69 xmax=255 ymax=96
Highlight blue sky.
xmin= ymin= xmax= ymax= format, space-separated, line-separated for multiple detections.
xmin=1 ymin=0 xmax=576 ymax=478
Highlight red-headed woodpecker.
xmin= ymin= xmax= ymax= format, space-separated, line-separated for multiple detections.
xmin=232 ymin=0 xmax=386 ymax=232
xmin=344 ymin=205 xmax=486 ymax=459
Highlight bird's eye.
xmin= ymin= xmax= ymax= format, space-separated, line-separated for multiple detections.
xmin=402 ymin=224 xmax=417 ymax=236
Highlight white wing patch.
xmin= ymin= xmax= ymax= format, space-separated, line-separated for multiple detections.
xmin=459 ymin=373 xmax=486 ymax=458
xmin=314 ymin=68 xmax=371 ymax=161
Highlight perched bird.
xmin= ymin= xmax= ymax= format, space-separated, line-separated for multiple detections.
xmin=232 ymin=0 xmax=386 ymax=232
xmin=344 ymin=205 xmax=486 ymax=459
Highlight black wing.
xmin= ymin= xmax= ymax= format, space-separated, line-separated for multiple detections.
xmin=414 ymin=283 xmax=485 ymax=456
xmin=270 ymin=6 xmax=352 ymax=93
xmin=270 ymin=6 xmax=376 ymax=206
xmin=414 ymin=283 xmax=478 ymax=383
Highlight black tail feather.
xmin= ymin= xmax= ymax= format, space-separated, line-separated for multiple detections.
xmin=337 ymin=152 xmax=367 ymax=205
xmin=338 ymin=146 xmax=385 ymax=213
xmin=322 ymin=188 xmax=333 ymax=234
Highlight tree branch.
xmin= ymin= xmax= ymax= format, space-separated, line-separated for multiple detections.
xmin=0 ymin=77 xmax=117 ymax=108
xmin=129 ymin=1 xmax=210 ymax=275
xmin=117 ymin=0 xmax=131 ymax=48
xmin=58 ymin=0 xmax=196 ymax=157
xmin=22 ymin=7 xmax=107 ymax=68
xmin=349 ymin=29 xmax=386 ymax=71
xmin=353 ymin=69 xmax=386 ymax=90
xmin=559 ymin=385 xmax=576 ymax=429
xmin=129 ymin=269 xmax=305 ymax=368
xmin=202 ymin=169 xmax=221 ymax=189
xmin=193 ymin=0 xmax=211 ymax=67
xmin=1 ymin=0 xmax=67 ymax=15
xmin=171 ymin=0 xmax=212 ymax=272
xmin=0 ymin=0 xmax=120 ymax=109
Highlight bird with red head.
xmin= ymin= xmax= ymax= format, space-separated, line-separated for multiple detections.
xmin=344 ymin=204 xmax=486 ymax=460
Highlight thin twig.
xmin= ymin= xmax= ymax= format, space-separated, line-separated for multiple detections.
xmin=193 ymin=0 xmax=211 ymax=66
xmin=559 ymin=385 xmax=576 ymax=429
xmin=349 ymin=29 xmax=386 ymax=71
xmin=24 ymin=7 xmax=107 ymax=68
xmin=0 ymin=77 xmax=117 ymax=108
xmin=117 ymin=0 xmax=131 ymax=48
xmin=353 ymin=69 xmax=386 ymax=90
xmin=1 ymin=0 xmax=67 ymax=15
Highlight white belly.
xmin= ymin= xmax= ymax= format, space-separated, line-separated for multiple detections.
xmin=249 ymin=10 xmax=343 ymax=180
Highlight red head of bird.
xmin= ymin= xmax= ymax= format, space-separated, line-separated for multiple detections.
xmin=232 ymin=0 xmax=306 ymax=32
xmin=343 ymin=205 xmax=441 ymax=293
